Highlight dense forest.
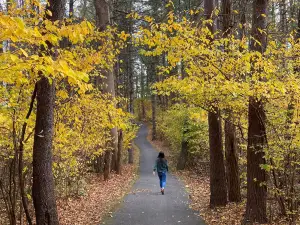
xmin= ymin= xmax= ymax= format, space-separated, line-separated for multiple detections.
xmin=0 ymin=0 xmax=299 ymax=224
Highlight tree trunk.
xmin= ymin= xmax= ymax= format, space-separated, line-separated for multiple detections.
xmin=94 ymin=0 xmax=118 ymax=179
xmin=69 ymin=0 xmax=74 ymax=18
xmin=151 ymin=93 xmax=157 ymax=140
xmin=204 ymin=0 xmax=228 ymax=208
xmin=32 ymin=77 xmax=59 ymax=225
xmin=110 ymin=128 xmax=118 ymax=172
xmin=32 ymin=0 xmax=64 ymax=223
xmin=177 ymin=118 xmax=188 ymax=170
xmin=208 ymin=110 xmax=228 ymax=207
xmin=19 ymin=86 xmax=36 ymax=225
xmin=116 ymin=130 xmax=123 ymax=174
xmin=225 ymin=119 xmax=241 ymax=202
xmin=222 ymin=0 xmax=241 ymax=203
xmin=128 ymin=32 xmax=134 ymax=113
xmin=297 ymin=8 xmax=300 ymax=40
xmin=280 ymin=0 xmax=287 ymax=33
xmin=93 ymin=155 xmax=103 ymax=173
xmin=245 ymin=98 xmax=268 ymax=223
xmin=103 ymin=150 xmax=112 ymax=180
xmin=244 ymin=0 xmax=268 ymax=223
xmin=128 ymin=147 xmax=133 ymax=164
xmin=150 ymin=60 xmax=157 ymax=141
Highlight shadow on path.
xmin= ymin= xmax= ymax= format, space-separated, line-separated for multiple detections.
xmin=102 ymin=124 xmax=205 ymax=225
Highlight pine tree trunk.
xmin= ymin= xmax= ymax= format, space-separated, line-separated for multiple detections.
xmin=32 ymin=77 xmax=59 ymax=225
xmin=244 ymin=0 xmax=268 ymax=223
xmin=204 ymin=0 xmax=228 ymax=208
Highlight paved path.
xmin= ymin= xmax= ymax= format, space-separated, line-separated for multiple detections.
xmin=103 ymin=124 xmax=205 ymax=225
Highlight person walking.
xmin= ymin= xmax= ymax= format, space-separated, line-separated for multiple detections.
xmin=153 ymin=151 xmax=168 ymax=195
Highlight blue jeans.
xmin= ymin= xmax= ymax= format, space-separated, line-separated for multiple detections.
xmin=158 ymin=172 xmax=167 ymax=188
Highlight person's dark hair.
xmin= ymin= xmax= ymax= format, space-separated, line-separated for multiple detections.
xmin=158 ymin=151 xmax=165 ymax=159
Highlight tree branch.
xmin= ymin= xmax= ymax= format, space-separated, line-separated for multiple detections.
xmin=18 ymin=84 xmax=37 ymax=225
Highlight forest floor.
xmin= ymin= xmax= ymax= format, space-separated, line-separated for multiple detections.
xmin=0 ymin=159 xmax=140 ymax=225
xmin=147 ymin=128 xmax=295 ymax=225
xmin=56 ymin=145 xmax=140 ymax=225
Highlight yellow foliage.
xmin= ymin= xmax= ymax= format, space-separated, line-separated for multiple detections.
xmin=0 ymin=3 xmax=135 ymax=188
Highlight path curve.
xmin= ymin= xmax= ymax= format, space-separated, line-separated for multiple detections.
xmin=103 ymin=124 xmax=205 ymax=225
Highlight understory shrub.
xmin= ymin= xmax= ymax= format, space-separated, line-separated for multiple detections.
xmin=156 ymin=105 xmax=209 ymax=167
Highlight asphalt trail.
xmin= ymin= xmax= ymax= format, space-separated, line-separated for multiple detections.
xmin=103 ymin=124 xmax=205 ymax=225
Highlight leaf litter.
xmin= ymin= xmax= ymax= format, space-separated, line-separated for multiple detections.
xmin=57 ymin=164 xmax=138 ymax=225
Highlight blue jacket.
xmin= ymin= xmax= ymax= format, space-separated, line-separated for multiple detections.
xmin=153 ymin=158 xmax=168 ymax=173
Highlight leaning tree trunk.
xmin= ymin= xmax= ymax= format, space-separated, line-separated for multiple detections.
xmin=204 ymin=0 xmax=228 ymax=208
xmin=222 ymin=0 xmax=241 ymax=203
xmin=32 ymin=0 xmax=64 ymax=224
xmin=244 ymin=0 xmax=268 ymax=223
xmin=94 ymin=0 xmax=118 ymax=180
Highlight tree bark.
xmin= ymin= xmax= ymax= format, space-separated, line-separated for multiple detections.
xmin=94 ymin=0 xmax=118 ymax=180
xmin=225 ymin=120 xmax=241 ymax=202
xmin=222 ymin=0 xmax=241 ymax=203
xmin=103 ymin=150 xmax=112 ymax=180
xmin=151 ymin=93 xmax=157 ymax=140
xmin=127 ymin=0 xmax=134 ymax=113
xmin=204 ymin=0 xmax=228 ymax=208
xmin=19 ymin=85 xmax=36 ymax=225
xmin=69 ymin=0 xmax=74 ymax=18
xmin=244 ymin=0 xmax=268 ymax=223
xmin=150 ymin=59 xmax=157 ymax=141
xmin=280 ymin=0 xmax=287 ymax=33
xmin=32 ymin=77 xmax=59 ymax=225
xmin=32 ymin=0 xmax=64 ymax=223
xmin=116 ymin=130 xmax=123 ymax=174
xmin=208 ymin=110 xmax=228 ymax=207
xmin=128 ymin=147 xmax=133 ymax=164
xmin=297 ymin=8 xmax=300 ymax=40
